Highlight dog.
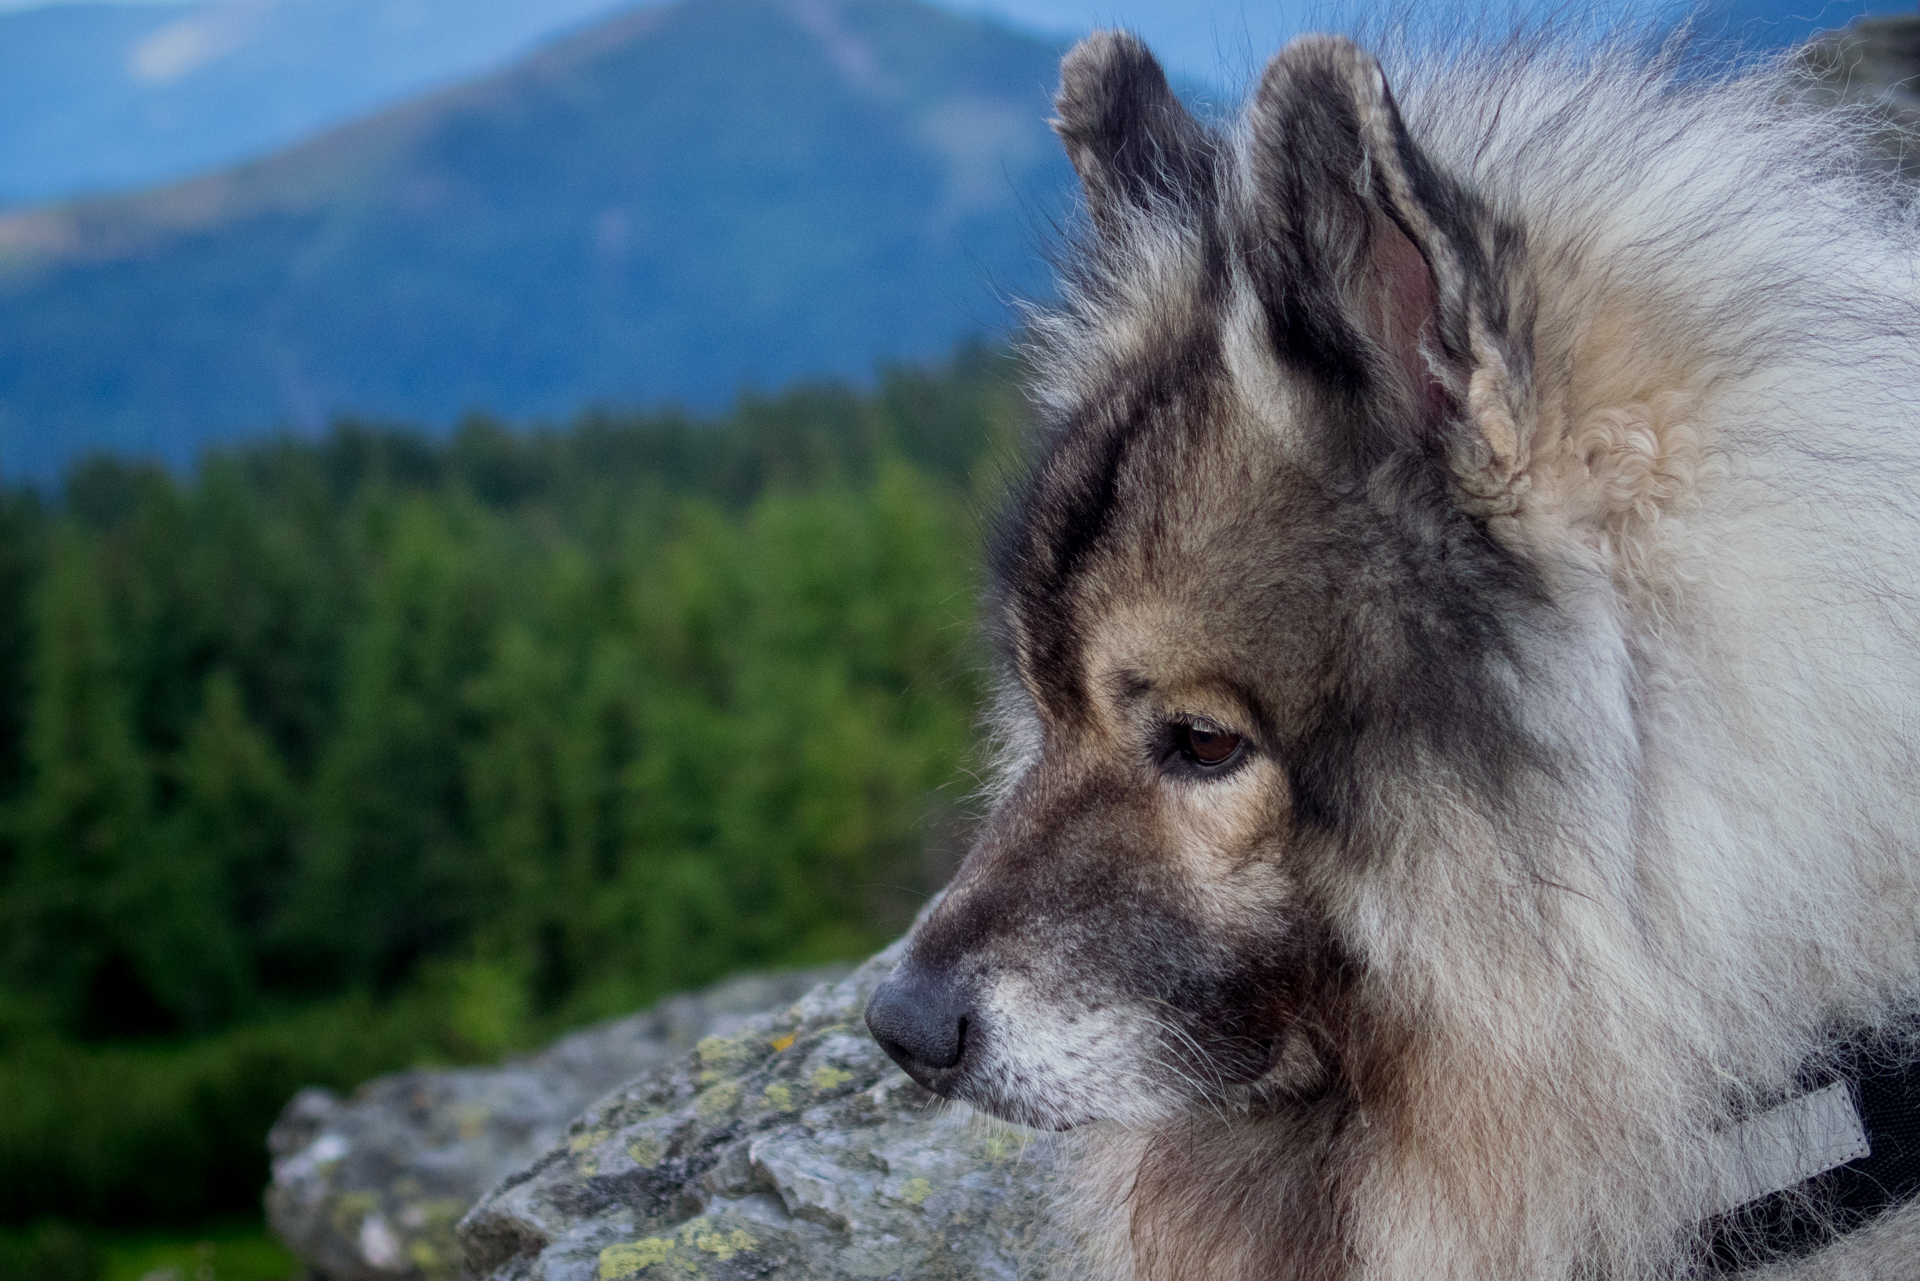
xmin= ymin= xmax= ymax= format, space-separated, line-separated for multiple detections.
xmin=865 ymin=21 xmax=1920 ymax=1280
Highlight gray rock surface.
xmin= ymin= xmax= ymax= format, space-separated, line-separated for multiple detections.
xmin=456 ymin=943 xmax=1079 ymax=1281
xmin=266 ymin=968 xmax=847 ymax=1281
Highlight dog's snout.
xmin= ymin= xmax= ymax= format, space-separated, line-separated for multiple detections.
xmin=864 ymin=962 xmax=971 ymax=1089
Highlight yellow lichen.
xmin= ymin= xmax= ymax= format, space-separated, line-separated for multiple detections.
xmin=983 ymin=1129 xmax=1029 ymax=1167
xmin=695 ymin=1033 xmax=757 ymax=1070
xmin=692 ymin=1227 xmax=755 ymax=1261
xmin=569 ymin=1126 xmax=611 ymax=1154
xmin=769 ymin=1033 xmax=796 ymax=1052
xmin=983 ymin=1125 xmax=1026 ymax=1163
xmin=599 ymin=1238 xmax=673 ymax=1279
xmin=695 ymin=1080 xmax=742 ymax=1121
xmin=809 ymin=1065 xmax=854 ymax=1090
xmin=598 ymin=1223 xmax=753 ymax=1278
xmin=899 ymin=1176 xmax=933 ymax=1206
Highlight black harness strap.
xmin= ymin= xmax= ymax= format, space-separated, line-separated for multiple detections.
xmin=1704 ymin=1028 xmax=1920 ymax=1272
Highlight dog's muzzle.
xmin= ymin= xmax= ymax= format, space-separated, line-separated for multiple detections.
xmin=864 ymin=961 xmax=974 ymax=1094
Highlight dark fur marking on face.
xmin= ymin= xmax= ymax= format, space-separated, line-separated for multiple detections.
xmin=992 ymin=330 xmax=1230 ymax=721
xmin=908 ymin=761 xmax=1312 ymax=1093
xmin=907 ymin=768 xmax=1147 ymax=976
xmin=1277 ymin=445 xmax=1554 ymax=840
xmin=1285 ymin=682 xmax=1367 ymax=836
xmin=1219 ymin=678 xmax=1279 ymax=748
xmin=924 ymin=772 xmax=1202 ymax=995
xmin=991 ymin=403 xmax=1136 ymax=722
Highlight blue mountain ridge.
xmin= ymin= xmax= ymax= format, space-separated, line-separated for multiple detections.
xmin=0 ymin=0 xmax=1076 ymax=479
xmin=0 ymin=0 xmax=1902 ymax=480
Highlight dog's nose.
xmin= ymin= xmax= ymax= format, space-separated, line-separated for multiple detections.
xmin=864 ymin=962 xmax=971 ymax=1088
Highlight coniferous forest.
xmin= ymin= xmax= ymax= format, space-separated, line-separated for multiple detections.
xmin=0 ymin=346 xmax=1018 ymax=1265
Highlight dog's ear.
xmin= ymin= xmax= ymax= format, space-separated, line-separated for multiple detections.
xmin=1248 ymin=35 xmax=1530 ymax=512
xmin=1054 ymin=31 xmax=1217 ymax=238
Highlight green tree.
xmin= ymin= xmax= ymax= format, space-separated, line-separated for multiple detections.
xmin=291 ymin=497 xmax=502 ymax=993
xmin=8 ymin=528 xmax=159 ymax=1038
xmin=151 ymin=668 xmax=297 ymax=1028
xmin=0 ymin=346 xmax=1020 ymax=1231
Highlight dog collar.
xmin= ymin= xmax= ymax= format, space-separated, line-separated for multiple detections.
xmin=1702 ymin=1028 xmax=1920 ymax=1271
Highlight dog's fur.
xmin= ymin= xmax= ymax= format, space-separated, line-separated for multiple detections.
xmin=867 ymin=22 xmax=1920 ymax=1280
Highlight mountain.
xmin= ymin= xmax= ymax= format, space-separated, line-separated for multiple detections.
xmin=0 ymin=0 xmax=647 ymax=207
xmin=0 ymin=0 xmax=1074 ymax=479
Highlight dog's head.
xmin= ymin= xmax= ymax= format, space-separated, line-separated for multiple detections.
xmin=867 ymin=32 xmax=1556 ymax=1129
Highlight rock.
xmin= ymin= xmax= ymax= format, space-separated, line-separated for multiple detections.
xmin=1795 ymin=15 xmax=1920 ymax=180
xmin=455 ymin=942 xmax=1080 ymax=1281
xmin=266 ymin=968 xmax=848 ymax=1281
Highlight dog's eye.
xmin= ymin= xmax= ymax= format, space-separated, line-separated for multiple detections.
xmin=1172 ymin=721 xmax=1244 ymax=770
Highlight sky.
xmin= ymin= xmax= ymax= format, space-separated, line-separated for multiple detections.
xmin=0 ymin=0 xmax=176 ymax=7
xmin=0 ymin=0 xmax=1506 ymax=79
xmin=0 ymin=0 xmax=1329 ymax=82
xmin=953 ymin=0 xmax=1917 ymax=81
xmin=0 ymin=0 xmax=1338 ymax=88
xmin=0 ymin=0 xmax=1910 ymax=88
xmin=962 ymin=0 xmax=1369 ymax=81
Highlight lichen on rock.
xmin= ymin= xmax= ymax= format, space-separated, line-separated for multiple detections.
xmin=456 ymin=944 xmax=1078 ymax=1281
xmin=266 ymin=968 xmax=847 ymax=1281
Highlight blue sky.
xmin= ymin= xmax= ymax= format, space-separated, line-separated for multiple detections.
xmin=950 ymin=0 xmax=1916 ymax=80
xmin=3 ymin=0 xmax=1912 ymax=82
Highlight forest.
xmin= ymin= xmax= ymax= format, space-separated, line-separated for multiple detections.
xmin=0 ymin=345 xmax=1020 ymax=1276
